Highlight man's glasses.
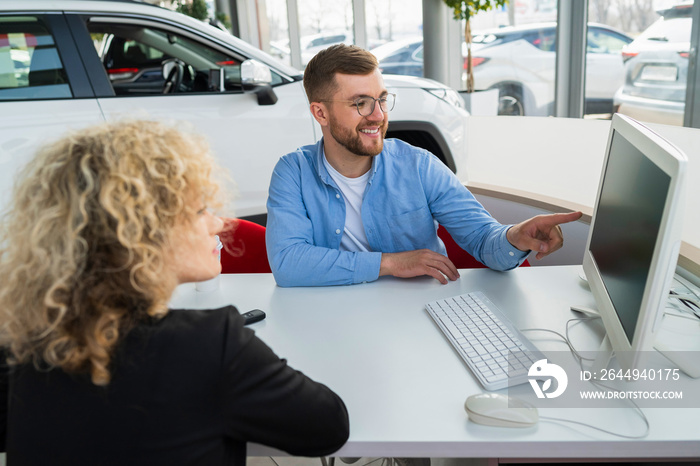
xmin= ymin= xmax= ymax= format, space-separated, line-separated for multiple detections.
xmin=321 ymin=93 xmax=396 ymax=117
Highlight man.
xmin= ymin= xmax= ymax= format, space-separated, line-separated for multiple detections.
xmin=266 ymin=44 xmax=581 ymax=287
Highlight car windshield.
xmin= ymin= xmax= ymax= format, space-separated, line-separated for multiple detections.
xmin=377 ymin=44 xmax=417 ymax=61
xmin=371 ymin=39 xmax=420 ymax=60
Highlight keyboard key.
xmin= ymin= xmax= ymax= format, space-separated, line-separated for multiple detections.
xmin=426 ymin=291 xmax=546 ymax=391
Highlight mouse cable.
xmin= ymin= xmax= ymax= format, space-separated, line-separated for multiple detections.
xmin=669 ymin=291 xmax=700 ymax=309
xmin=665 ymin=298 xmax=700 ymax=321
xmin=520 ymin=322 xmax=651 ymax=439
xmin=540 ymin=373 xmax=650 ymax=439
xmin=538 ymin=411 xmax=649 ymax=439
xmin=668 ymin=292 xmax=700 ymax=320
xmin=521 ymin=317 xmax=598 ymax=363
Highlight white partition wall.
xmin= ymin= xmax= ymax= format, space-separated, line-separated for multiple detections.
xmin=463 ymin=116 xmax=700 ymax=271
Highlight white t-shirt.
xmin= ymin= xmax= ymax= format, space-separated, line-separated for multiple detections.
xmin=323 ymin=155 xmax=372 ymax=252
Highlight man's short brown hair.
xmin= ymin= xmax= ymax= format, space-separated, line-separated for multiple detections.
xmin=303 ymin=44 xmax=378 ymax=103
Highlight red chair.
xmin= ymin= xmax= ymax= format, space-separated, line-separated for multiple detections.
xmin=437 ymin=225 xmax=530 ymax=269
xmin=220 ymin=218 xmax=272 ymax=273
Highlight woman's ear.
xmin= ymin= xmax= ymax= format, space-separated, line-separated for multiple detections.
xmin=309 ymin=102 xmax=330 ymax=127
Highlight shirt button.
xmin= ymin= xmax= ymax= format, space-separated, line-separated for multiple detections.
xmin=336 ymin=193 xmax=341 ymax=199
xmin=509 ymin=252 xmax=515 ymax=256
xmin=335 ymin=229 xmax=341 ymax=234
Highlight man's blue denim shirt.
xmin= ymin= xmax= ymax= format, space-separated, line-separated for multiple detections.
xmin=266 ymin=138 xmax=528 ymax=287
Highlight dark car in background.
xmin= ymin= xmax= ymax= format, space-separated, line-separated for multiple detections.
xmin=613 ymin=3 xmax=693 ymax=126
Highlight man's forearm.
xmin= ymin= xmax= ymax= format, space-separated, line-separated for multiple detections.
xmin=270 ymin=244 xmax=382 ymax=287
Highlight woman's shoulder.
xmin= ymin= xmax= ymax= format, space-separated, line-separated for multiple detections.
xmin=125 ymin=306 xmax=252 ymax=362
xmin=163 ymin=305 xmax=241 ymax=328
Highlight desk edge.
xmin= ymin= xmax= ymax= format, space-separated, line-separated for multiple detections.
xmin=467 ymin=182 xmax=700 ymax=278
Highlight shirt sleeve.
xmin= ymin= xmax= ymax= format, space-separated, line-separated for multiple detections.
xmin=266 ymin=156 xmax=382 ymax=287
xmin=220 ymin=308 xmax=350 ymax=456
xmin=421 ymin=154 xmax=529 ymax=270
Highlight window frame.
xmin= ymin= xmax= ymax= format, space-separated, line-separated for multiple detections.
xmin=66 ymin=12 xmax=295 ymax=99
xmin=0 ymin=12 xmax=93 ymax=101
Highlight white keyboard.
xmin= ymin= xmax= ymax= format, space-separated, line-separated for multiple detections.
xmin=425 ymin=291 xmax=545 ymax=391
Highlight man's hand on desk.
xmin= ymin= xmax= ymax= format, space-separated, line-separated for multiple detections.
xmin=379 ymin=249 xmax=460 ymax=284
xmin=507 ymin=211 xmax=583 ymax=260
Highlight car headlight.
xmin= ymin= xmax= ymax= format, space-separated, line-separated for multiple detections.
xmin=425 ymin=88 xmax=464 ymax=109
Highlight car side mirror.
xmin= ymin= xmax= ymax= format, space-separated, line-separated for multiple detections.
xmin=240 ymin=59 xmax=277 ymax=105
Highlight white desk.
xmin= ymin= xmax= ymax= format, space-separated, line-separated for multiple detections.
xmin=169 ymin=266 xmax=700 ymax=461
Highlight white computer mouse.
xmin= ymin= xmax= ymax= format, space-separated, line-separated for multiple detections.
xmin=464 ymin=393 xmax=539 ymax=428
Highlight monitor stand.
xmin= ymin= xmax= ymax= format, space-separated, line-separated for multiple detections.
xmin=570 ymin=305 xmax=600 ymax=318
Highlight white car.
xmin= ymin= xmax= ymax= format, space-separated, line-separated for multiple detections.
xmin=613 ymin=3 xmax=693 ymax=126
xmin=473 ymin=22 xmax=632 ymax=115
xmin=0 ymin=0 xmax=469 ymax=221
xmin=299 ymin=31 xmax=353 ymax=65
xmin=373 ymin=23 xmax=632 ymax=116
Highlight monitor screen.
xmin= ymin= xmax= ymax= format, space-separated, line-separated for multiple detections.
xmin=582 ymin=113 xmax=686 ymax=372
xmin=589 ymin=131 xmax=671 ymax=343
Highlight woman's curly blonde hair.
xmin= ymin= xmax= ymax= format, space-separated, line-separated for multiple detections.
xmin=0 ymin=120 xmax=221 ymax=386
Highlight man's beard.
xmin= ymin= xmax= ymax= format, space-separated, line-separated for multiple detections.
xmin=328 ymin=114 xmax=387 ymax=156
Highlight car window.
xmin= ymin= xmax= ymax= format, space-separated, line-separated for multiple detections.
xmin=522 ymin=28 xmax=556 ymax=52
xmin=638 ymin=17 xmax=692 ymax=43
xmin=88 ymin=21 xmax=283 ymax=96
xmin=587 ymin=28 xmax=630 ymax=54
xmin=0 ymin=16 xmax=71 ymax=101
xmin=383 ymin=44 xmax=417 ymax=63
xmin=472 ymin=34 xmax=498 ymax=45
xmin=413 ymin=45 xmax=423 ymax=61
xmin=315 ymin=34 xmax=346 ymax=47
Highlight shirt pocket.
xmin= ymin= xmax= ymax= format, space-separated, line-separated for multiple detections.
xmin=388 ymin=205 xmax=436 ymax=251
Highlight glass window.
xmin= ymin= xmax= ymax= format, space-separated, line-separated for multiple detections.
xmin=522 ymin=28 xmax=556 ymax=52
xmin=466 ymin=4 xmax=558 ymax=116
xmin=0 ymin=16 xmax=71 ymax=101
xmin=587 ymin=1 xmax=693 ymax=125
xmin=297 ymin=0 xmax=354 ymax=67
xmin=88 ymin=21 xmax=284 ymax=96
xmin=365 ymin=0 xmax=423 ymax=77
xmin=365 ymin=0 xmax=422 ymax=50
xmin=587 ymin=27 xmax=629 ymax=54
xmin=413 ymin=45 xmax=423 ymax=61
xmin=262 ymin=0 xmax=291 ymax=66
xmin=583 ymin=24 xmax=633 ymax=117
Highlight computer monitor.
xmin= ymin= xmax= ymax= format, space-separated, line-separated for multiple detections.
xmin=582 ymin=113 xmax=687 ymax=373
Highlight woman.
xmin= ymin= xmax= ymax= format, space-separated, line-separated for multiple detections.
xmin=0 ymin=121 xmax=349 ymax=464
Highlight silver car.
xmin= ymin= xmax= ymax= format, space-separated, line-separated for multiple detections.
xmin=372 ymin=23 xmax=632 ymax=116
xmin=613 ymin=3 xmax=693 ymax=126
